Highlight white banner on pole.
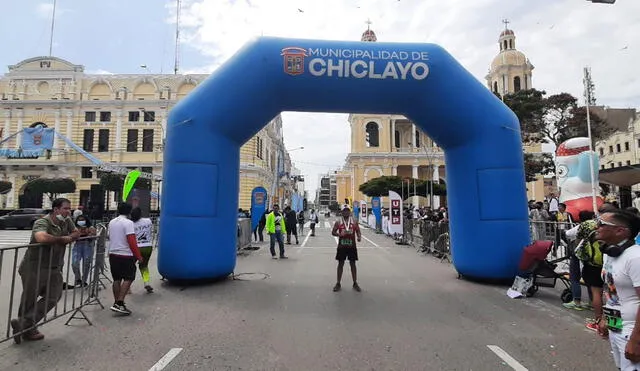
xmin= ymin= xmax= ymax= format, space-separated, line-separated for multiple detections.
xmin=388 ymin=191 xmax=403 ymax=235
xmin=360 ymin=200 xmax=367 ymax=223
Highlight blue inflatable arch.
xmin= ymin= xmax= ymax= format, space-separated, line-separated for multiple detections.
xmin=159 ymin=37 xmax=530 ymax=281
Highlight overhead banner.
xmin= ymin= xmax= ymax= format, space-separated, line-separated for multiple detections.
xmin=22 ymin=126 xmax=54 ymax=150
xmin=372 ymin=196 xmax=382 ymax=230
xmin=388 ymin=191 xmax=403 ymax=235
xmin=250 ymin=187 xmax=268 ymax=232
xmin=360 ymin=200 xmax=367 ymax=223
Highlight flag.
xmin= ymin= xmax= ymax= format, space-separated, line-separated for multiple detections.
xmin=123 ymin=170 xmax=141 ymax=202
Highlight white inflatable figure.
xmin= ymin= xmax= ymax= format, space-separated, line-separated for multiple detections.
xmin=555 ymin=137 xmax=604 ymax=221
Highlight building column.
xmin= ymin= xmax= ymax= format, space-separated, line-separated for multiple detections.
xmin=115 ymin=110 xmax=123 ymax=150
xmin=392 ymin=165 xmax=397 ymax=176
xmin=391 ymin=119 xmax=396 ymax=151
xmin=433 ymin=165 xmax=441 ymax=209
xmin=3 ymin=110 xmax=10 ymax=149
xmin=53 ymin=110 xmax=61 ymax=148
xmin=16 ymin=110 xmax=23 ymax=148
xmin=412 ymin=123 xmax=416 ymax=150
xmin=412 ymin=164 xmax=419 ymax=206
xmin=65 ymin=110 xmax=73 ymax=149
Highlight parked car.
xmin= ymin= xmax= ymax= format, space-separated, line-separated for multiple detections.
xmin=0 ymin=209 xmax=47 ymax=230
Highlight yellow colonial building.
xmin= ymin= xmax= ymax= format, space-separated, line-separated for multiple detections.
xmin=337 ymin=22 xmax=545 ymax=206
xmin=0 ymin=56 xmax=284 ymax=212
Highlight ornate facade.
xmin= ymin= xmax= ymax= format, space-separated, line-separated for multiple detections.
xmin=0 ymin=56 xmax=283 ymax=211
xmin=337 ymin=22 xmax=542 ymax=206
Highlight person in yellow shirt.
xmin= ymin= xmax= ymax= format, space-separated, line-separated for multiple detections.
xmin=266 ymin=204 xmax=287 ymax=259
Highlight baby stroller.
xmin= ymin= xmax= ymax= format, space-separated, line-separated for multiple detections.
xmin=518 ymin=240 xmax=572 ymax=301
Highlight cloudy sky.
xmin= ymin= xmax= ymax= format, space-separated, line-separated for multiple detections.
xmin=1 ymin=0 xmax=638 ymax=191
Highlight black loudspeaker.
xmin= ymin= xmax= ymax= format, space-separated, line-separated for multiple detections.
xmin=89 ymin=184 xmax=105 ymax=219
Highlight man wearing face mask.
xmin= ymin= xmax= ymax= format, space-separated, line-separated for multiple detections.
xmin=596 ymin=210 xmax=640 ymax=370
xmin=10 ymin=198 xmax=79 ymax=343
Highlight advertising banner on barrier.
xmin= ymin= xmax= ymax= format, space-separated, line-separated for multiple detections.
xmin=353 ymin=200 xmax=360 ymax=222
xmin=388 ymin=191 xmax=403 ymax=235
xmin=251 ymin=187 xmax=268 ymax=232
xmin=360 ymin=200 xmax=367 ymax=223
xmin=372 ymin=196 xmax=381 ymax=230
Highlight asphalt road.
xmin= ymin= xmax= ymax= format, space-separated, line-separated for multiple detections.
xmin=0 ymin=221 xmax=616 ymax=371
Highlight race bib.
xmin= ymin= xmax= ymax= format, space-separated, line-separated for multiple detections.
xmin=339 ymin=238 xmax=354 ymax=246
xmin=604 ymin=307 xmax=622 ymax=332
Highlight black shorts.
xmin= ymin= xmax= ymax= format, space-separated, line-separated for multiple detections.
xmin=109 ymin=254 xmax=137 ymax=281
xmin=582 ymin=263 xmax=604 ymax=288
xmin=336 ymin=248 xmax=358 ymax=262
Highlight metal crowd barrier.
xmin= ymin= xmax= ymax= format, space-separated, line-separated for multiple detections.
xmin=0 ymin=228 xmax=106 ymax=345
xmin=415 ymin=220 xmax=451 ymax=262
xmin=237 ymin=218 xmax=253 ymax=251
xmin=529 ymin=220 xmax=576 ymax=259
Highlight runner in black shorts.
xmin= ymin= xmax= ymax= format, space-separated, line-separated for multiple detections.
xmin=332 ymin=206 xmax=362 ymax=292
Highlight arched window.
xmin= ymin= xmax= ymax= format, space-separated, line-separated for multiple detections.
xmin=415 ymin=129 xmax=420 ymax=148
xmin=29 ymin=122 xmax=47 ymax=128
xmin=493 ymin=81 xmax=499 ymax=94
xmin=514 ymin=76 xmax=522 ymax=92
xmin=509 ymin=39 xmax=513 ymax=49
xmin=365 ymin=122 xmax=379 ymax=147
xmin=394 ymin=130 xmax=400 ymax=148
xmin=503 ymin=40 xmax=508 ymax=50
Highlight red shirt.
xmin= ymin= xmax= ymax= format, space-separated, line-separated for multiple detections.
xmin=335 ymin=218 xmax=360 ymax=249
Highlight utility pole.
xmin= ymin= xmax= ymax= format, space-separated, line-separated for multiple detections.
xmin=583 ymin=66 xmax=600 ymax=214
xmin=48 ymin=0 xmax=58 ymax=56
xmin=174 ymin=0 xmax=182 ymax=74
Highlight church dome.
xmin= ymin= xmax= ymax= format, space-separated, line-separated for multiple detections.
xmin=491 ymin=49 xmax=528 ymax=70
xmin=361 ymin=29 xmax=377 ymax=42
xmin=500 ymin=29 xmax=515 ymax=37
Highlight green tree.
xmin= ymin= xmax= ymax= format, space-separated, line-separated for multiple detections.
xmin=99 ymin=172 xmax=151 ymax=192
xmin=0 ymin=181 xmax=11 ymax=195
xmin=359 ymin=176 xmax=446 ymax=200
xmin=524 ymin=153 xmax=556 ymax=182
xmin=502 ymin=88 xmax=547 ymax=144
xmin=25 ymin=178 xmax=76 ymax=201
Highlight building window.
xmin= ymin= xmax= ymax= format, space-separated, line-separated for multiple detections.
xmin=503 ymin=40 xmax=508 ymax=50
xmin=601 ymin=165 xmax=605 ymax=170
xmin=85 ymin=111 xmax=96 ymax=122
xmin=609 ymin=145 xmax=614 ymax=154
xmin=127 ymin=129 xmax=138 ymax=152
xmin=128 ymin=111 xmax=140 ymax=122
xmin=627 ymin=160 xmax=632 ymax=166
xmin=493 ymin=82 xmax=498 ymax=94
xmin=141 ymin=166 xmax=153 ymax=175
xmin=599 ymin=147 xmax=604 ymax=156
xmin=625 ymin=142 xmax=630 ymax=151
xmin=415 ymin=129 xmax=420 ymax=148
xmin=83 ymin=129 xmax=94 ymax=152
xmin=365 ymin=122 xmax=379 ymax=147
xmin=616 ymin=143 xmax=621 ymax=153
xmin=143 ymin=111 xmax=155 ymax=122
xmin=394 ymin=130 xmax=400 ymax=148
xmin=618 ymin=162 xmax=623 ymax=167
xmin=142 ymin=129 xmax=154 ymax=152
xmin=99 ymin=111 xmax=111 ymax=122
xmin=610 ymin=163 xmax=615 ymax=168
xmin=514 ymin=76 xmax=521 ymax=92
xmin=98 ymin=129 xmax=109 ymax=152
xmin=81 ymin=167 xmax=92 ymax=179
xmin=256 ymin=137 xmax=263 ymax=159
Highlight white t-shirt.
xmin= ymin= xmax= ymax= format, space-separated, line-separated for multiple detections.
xmin=274 ymin=213 xmax=283 ymax=232
xmin=602 ymin=244 xmax=640 ymax=331
xmin=133 ymin=218 xmax=153 ymax=248
xmin=108 ymin=215 xmax=136 ymax=256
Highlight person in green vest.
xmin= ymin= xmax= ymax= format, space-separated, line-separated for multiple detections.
xmin=266 ymin=204 xmax=287 ymax=259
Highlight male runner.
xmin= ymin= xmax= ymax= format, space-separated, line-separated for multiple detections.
xmin=332 ymin=206 xmax=362 ymax=292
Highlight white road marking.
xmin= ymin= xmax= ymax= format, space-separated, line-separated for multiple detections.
xmin=149 ymin=348 xmax=183 ymax=371
xmin=487 ymin=345 xmax=528 ymax=371
xmin=361 ymin=235 xmax=379 ymax=247
xmin=324 ymin=221 xmax=331 ymax=229
xmin=300 ymin=230 xmax=312 ymax=248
